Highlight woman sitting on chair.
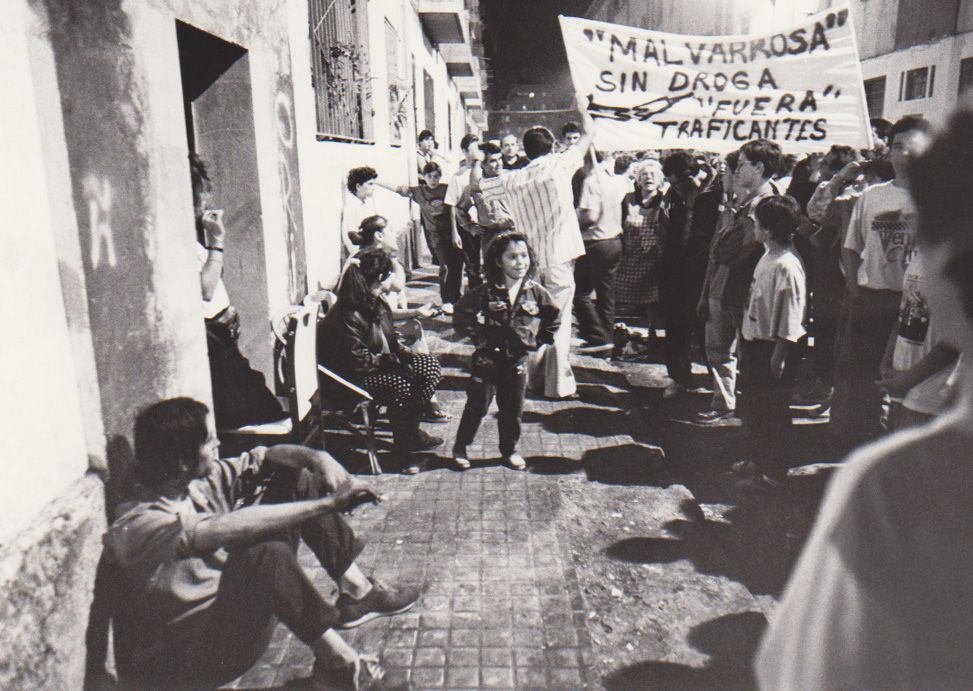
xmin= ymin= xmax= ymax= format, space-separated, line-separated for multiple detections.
xmin=345 ymin=214 xmax=450 ymax=422
xmin=318 ymin=247 xmax=444 ymax=474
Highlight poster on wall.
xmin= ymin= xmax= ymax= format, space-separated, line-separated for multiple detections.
xmin=560 ymin=4 xmax=872 ymax=154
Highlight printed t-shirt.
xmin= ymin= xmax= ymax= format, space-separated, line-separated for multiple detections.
xmin=742 ymin=247 xmax=807 ymax=343
xmin=844 ymin=181 xmax=917 ymax=290
xmin=892 ymin=250 xmax=953 ymax=415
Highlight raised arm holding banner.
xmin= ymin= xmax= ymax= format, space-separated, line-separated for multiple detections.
xmin=560 ymin=4 xmax=872 ymax=154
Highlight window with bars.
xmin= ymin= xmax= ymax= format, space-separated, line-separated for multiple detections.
xmin=863 ymin=76 xmax=886 ymax=117
xmin=423 ymin=69 xmax=435 ymax=135
xmin=385 ymin=19 xmax=404 ymax=146
xmin=309 ymin=0 xmax=372 ymax=142
xmin=900 ymin=66 xmax=934 ymax=101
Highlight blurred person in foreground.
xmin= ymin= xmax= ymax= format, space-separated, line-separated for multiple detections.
xmin=756 ymin=106 xmax=973 ymax=690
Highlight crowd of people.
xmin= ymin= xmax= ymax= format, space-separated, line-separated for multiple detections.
xmin=87 ymin=94 xmax=973 ymax=690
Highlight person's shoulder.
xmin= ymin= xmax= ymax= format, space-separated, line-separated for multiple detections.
xmin=105 ymin=496 xmax=180 ymax=558
xmin=456 ymin=282 xmax=489 ymax=308
xmin=862 ymin=179 xmax=896 ymax=199
xmin=777 ymin=249 xmax=806 ymax=273
xmin=837 ymin=419 xmax=971 ymax=511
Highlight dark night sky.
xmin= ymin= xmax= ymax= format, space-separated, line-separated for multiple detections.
xmin=481 ymin=0 xmax=591 ymax=101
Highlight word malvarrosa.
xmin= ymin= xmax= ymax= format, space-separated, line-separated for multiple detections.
xmin=601 ymin=15 xmax=839 ymax=68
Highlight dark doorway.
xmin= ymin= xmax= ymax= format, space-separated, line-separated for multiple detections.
xmin=176 ymin=21 xmax=274 ymax=384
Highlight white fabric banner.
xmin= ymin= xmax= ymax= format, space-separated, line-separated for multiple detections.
xmin=560 ymin=5 xmax=872 ymax=154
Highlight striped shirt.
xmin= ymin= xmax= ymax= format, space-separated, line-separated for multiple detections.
xmin=477 ymin=147 xmax=586 ymax=269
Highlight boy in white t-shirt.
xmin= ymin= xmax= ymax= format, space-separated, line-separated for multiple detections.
xmin=736 ymin=195 xmax=807 ymax=491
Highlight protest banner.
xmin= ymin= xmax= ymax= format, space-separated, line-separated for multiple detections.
xmin=559 ymin=5 xmax=872 ymax=154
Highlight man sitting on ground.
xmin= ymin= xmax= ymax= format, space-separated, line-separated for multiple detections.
xmin=96 ymin=398 xmax=416 ymax=690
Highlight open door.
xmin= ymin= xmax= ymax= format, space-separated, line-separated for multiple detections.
xmin=177 ymin=20 xmax=274 ymax=383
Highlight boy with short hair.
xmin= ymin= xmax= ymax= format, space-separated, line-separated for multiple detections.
xmin=736 ymin=195 xmax=807 ymax=491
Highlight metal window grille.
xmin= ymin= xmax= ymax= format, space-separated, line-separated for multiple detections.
xmin=385 ymin=19 xmax=404 ymax=146
xmin=863 ymin=76 xmax=886 ymax=118
xmin=423 ymin=69 xmax=435 ymax=134
xmin=309 ymin=0 xmax=371 ymax=141
xmin=903 ymin=66 xmax=929 ymax=101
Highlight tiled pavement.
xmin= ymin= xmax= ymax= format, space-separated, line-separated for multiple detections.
xmin=226 ymin=267 xmax=835 ymax=690
xmin=228 ymin=271 xmax=616 ymax=689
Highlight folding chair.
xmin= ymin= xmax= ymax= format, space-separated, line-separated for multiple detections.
xmin=315 ymin=293 xmax=383 ymax=475
xmin=217 ymin=299 xmax=318 ymax=455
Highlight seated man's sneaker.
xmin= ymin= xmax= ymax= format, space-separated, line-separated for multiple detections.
xmin=310 ymin=654 xmax=411 ymax=690
xmin=336 ymin=578 xmax=420 ymax=629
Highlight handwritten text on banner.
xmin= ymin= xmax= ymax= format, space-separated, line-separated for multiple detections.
xmin=560 ymin=6 xmax=872 ymax=154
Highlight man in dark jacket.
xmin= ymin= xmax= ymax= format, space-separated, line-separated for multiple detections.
xmin=697 ymin=139 xmax=782 ymax=418
xmin=658 ymin=152 xmax=722 ymax=398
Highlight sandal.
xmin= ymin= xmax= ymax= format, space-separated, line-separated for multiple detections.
xmin=422 ymin=402 xmax=451 ymax=423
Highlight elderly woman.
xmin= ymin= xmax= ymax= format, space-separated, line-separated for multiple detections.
xmin=616 ymin=158 xmax=665 ymax=336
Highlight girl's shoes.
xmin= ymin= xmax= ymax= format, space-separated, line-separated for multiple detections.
xmin=504 ymin=453 xmax=526 ymax=471
xmin=452 ymin=448 xmax=471 ymax=470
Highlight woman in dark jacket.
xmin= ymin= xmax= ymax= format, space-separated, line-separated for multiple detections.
xmin=318 ymin=247 xmax=443 ymax=471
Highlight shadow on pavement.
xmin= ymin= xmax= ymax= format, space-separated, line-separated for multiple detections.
xmin=603 ymin=611 xmax=767 ymax=690
xmin=601 ymin=465 xmax=836 ymax=597
xmin=522 ymin=406 xmax=633 ymax=438
xmin=581 ymin=444 xmax=672 ymax=486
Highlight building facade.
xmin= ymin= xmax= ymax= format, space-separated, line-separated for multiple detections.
xmin=0 ymin=0 xmax=483 ymax=686
xmin=852 ymin=0 xmax=973 ymax=126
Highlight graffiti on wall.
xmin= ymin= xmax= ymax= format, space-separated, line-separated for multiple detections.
xmin=275 ymin=88 xmax=300 ymax=299
xmin=82 ymin=174 xmax=117 ymax=268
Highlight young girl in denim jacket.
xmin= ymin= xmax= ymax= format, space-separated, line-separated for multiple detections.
xmin=452 ymin=231 xmax=561 ymax=470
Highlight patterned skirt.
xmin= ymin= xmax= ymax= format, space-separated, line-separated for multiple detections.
xmin=615 ymin=207 xmax=661 ymax=307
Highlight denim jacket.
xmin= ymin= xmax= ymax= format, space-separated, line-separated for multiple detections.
xmin=454 ymin=279 xmax=560 ymax=361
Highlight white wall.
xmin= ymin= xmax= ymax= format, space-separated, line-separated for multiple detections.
xmin=0 ymin=0 xmax=93 ymax=541
xmin=862 ymin=31 xmax=973 ymax=126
